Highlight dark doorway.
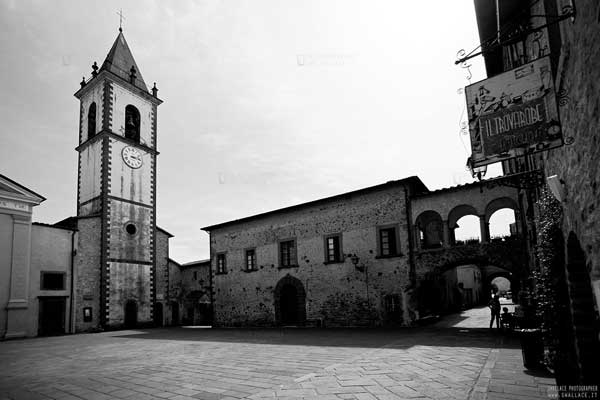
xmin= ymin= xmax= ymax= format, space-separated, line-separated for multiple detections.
xmin=154 ymin=302 xmax=163 ymax=327
xmin=280 ymin=284 xmax=299 ymax=324
xmin=38 ymin=297 xmax=66 ymax=336
xmin=274 ymin=275 xmax=306 ymax=325
xmin=171 ymin=301 xmax=179 ymax=326
xmin=124 ymin=300 xmax=138 ymax=328
xmin=565 ymin=232 xmax=600 ymax=385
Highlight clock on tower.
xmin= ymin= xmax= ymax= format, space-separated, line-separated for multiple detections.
xmin=73 ymin=29 xmax=163 ymax=329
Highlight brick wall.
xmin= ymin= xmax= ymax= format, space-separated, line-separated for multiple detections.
xmin=209 ymin=184 xmax=413 ymax=327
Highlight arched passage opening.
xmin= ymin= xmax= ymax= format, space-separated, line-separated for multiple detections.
xmin=489 ymin=209 xmax=516 ymax=240
xmin=274 ymin=275 xmax=306 ymax=325
xmin=486 ymin=197 xmax=519 ymax=240
xmin=415 ymin=210 xmax=444 ymax=249
xmin=490 ymin=276 xmax=511 ymax=295
xmin=482 ymin=266 xmax=518 ymax=303
xmin=448 ymin=205 xmax=482 ymax=245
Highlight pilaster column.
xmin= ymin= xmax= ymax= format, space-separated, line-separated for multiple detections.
xmin=479 ymin=215 xmax=489 ymax=243
xmin=5 ymin=214 xmax=32 ymax=339
xmin=442 ymin=220 xmax=450 ymax=248
xmin=414 ymin=226 xmax=421 ymax=251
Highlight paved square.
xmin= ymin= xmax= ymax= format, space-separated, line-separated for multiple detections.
xmin=0 ymin=325 xmax=554 ymax=400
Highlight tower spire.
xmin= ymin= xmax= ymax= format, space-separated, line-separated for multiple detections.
xmin=100 ymin=29 xmax=147 ymax=91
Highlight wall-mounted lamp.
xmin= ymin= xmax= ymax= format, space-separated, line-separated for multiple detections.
xmin=466 ymin=156 xmax=487 ymax=181
xmin=350 ymin=254 xmax=365 ymax=272
xmin=547 ymin=175 xmax=565 ymax=202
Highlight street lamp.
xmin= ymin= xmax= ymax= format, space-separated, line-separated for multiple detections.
xmin=466 ymin=156 xmax=487 ymax=181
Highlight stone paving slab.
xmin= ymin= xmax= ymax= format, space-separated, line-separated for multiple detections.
xmin=0 ymin=326 xmax=555 ymax=400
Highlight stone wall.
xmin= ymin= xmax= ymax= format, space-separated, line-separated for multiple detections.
xmin=168 ymin=259 xmax=182 ymax=325
xmin=155 ymin=229 xmax=170 ymax=304
xmin=543 ymin=0 xmax=600 ymax=314
xmin=74 ymin=216 xmax=102 ymax=332
xmin=208 ymin=184 xmax=413 ymax=327
xmin=30 ymin=224 xmax=75 ymax=335
xmin=180 ymin=261 xmax=212 ymax=325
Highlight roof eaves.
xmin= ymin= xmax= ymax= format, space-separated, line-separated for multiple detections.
xmin=202 ymin=176 xmax=428 ymax=231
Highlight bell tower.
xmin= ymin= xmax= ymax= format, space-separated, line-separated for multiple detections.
xmin=74 ymin=29 xmax=162 ymax=328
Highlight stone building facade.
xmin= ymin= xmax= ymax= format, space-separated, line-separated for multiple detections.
xmin=472 ymin=0 xmax=600 ymax=387
xmin=203 ymin=178 xmax=428 ymax=327
xmin=178 ymin=260 xmax=212 ymax=325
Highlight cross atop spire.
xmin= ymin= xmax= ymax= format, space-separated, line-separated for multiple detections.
xmin=117 ymin=9 xmax=125 ymax=32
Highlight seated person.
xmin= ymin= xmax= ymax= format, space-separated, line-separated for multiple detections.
xmin=500 ymin=307 xmax=513 ymax=329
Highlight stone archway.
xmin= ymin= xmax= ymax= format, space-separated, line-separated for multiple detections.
xmin=274 ymin=275 xmax=306 ymax=325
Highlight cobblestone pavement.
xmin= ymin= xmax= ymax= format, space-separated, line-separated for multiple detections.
xmin=0 ymin=310 xmax=555 ymax=400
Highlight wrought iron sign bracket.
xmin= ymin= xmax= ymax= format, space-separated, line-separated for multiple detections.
xmin=455 ymin=3 xmax=576 ymax=66
xmin=484 ymin=170 xmax=545 ymax=191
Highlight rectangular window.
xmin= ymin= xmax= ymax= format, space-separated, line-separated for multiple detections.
xmin=324 ymin=234 xmax=342 ymax=263
xmin=379 ymin=226 xmax=399 ymax=257
xmin=245 ymin=249 xmax=256 ymax=271
xmin=40 ymin=272 xmax=66 ymax=290
xmin=279 ymin=239 xmax=296 ymax=268
xmin=83 ymin=307 xmax=92 ymax=322
xmin=193 ymin=271 xmax=198 ymax=280
xmin=216 ymin=253 xmax=227 ymax=274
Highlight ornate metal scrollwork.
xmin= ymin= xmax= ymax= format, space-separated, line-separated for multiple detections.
xmin=556 ymin=87 xmax=570 ymax=107
xmin=456 ymin=49 xmax=473 ymax=83
xmin=485 ymin=170 xmax=545 ymax=190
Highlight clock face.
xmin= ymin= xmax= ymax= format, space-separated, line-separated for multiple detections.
xmin=122 ymin=146 xmax=143 ymax=169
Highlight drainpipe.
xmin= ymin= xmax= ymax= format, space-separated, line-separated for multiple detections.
xmin=404 ymin=185 xmax=417 ymax=324
xmin=69 ymin=229 xmax=77 ymax=334
xmin=404 ymin=186 xmax=416 ymax=286
xmin=207 ymin=230 xmax=214 ymax=326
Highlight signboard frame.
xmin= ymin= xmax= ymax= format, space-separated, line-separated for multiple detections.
xmin=465 ymin=56 xmax=563 ymax=168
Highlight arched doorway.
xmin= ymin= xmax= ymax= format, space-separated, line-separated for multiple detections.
xmin=154 ymin=302 xmax=163 ymax=327
xmin=280 ymin=284 xmax=299 ymax=323
xmin=274 ymin=275 xmax=306 ymax=325
xmin=565 ymin=232 xmax=600 ymax=385
xmin=124 ymin=300 xmax=138 ymax=328
xmin=415 ymin=210 xmax=444 ymax=249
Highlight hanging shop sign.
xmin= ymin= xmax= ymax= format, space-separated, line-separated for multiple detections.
xmin=465 ymin=56 xmax=562 ymax=168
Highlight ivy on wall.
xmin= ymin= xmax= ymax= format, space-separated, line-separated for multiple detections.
xmin=532 ymin=187 xmax=563 ymax=370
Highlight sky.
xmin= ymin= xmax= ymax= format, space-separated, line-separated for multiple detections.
xmin=0 ymin=0 xmax=510 ymax=263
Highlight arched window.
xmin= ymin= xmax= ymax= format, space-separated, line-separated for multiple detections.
xmin=87 ymin=102 xmax=96 ymax=139
xmin=125 ymin=105 xmax=140 ymax=142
